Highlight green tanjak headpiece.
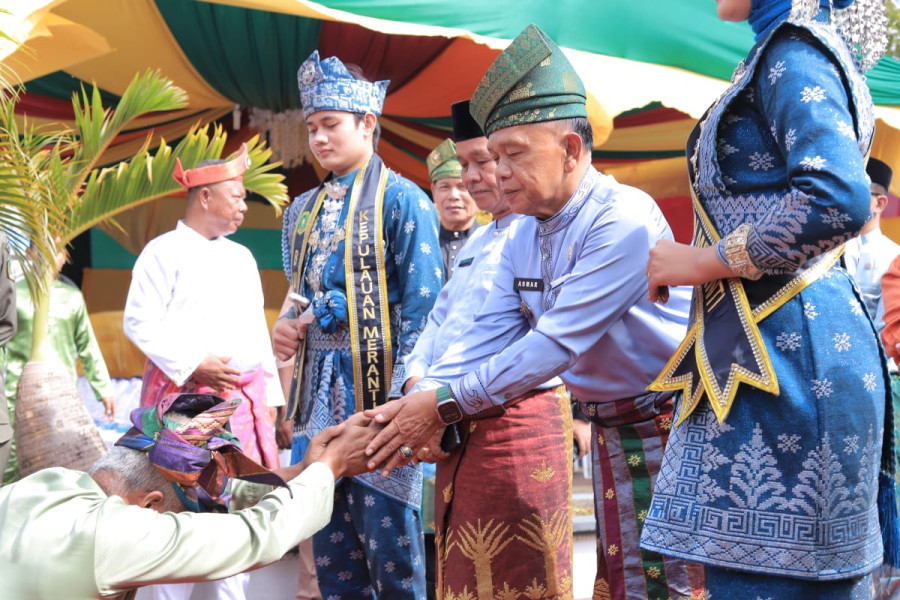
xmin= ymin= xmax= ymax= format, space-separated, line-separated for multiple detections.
xmin=427 ymin=138 xmax=461 ymax=181
xmin=470 ymin=23 xmax=587 ymax=136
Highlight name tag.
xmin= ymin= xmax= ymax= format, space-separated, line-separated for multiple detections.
xmin=514 ymin=278 xmax=544 ymax=292
xmin=458 ymin=257 xmax=474 ymax=268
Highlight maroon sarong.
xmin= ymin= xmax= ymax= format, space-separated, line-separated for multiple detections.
xmin=435 ymin=386 xmax=573 ymax=600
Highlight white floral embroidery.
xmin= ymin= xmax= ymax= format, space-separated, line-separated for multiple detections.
xmin=418 ymin=198 xmax=429 ymax=211
xmin=768 ymin=61 xmax=787 ymax=84
xmin=414 ymin=554 xmax=422 ymax=566
xmin=343 ymin=511 xmax=352 ymax=522
xmin=434 ymin=267 xmax=442 ymax=279
xmin=368 ymin=537 xmax=378 ymax=550
xmin=338 ymin=570 xmax=353 ymax=581
xmin=330 ymin=531 xmax=345 ymax=543
xmin=804 ymin=302 xmax=819 ymax=319
xmin=391 ymin=206 xmax=401 ymax=220
xmin=822 ymin=207 xmax=852 ymax=229
xmin=347 ymin=494 xmax=354 ymax=505
xmin=784 ymin=128 xmax=797 ymax=151
xmin=749 ymin=152 xmax=775 ymax=171
xmin=419 ymin=242 xmax=432 ymax=255
xmin=397 ymin=534 xmax=411 ymax=547
xmin=719 ymin=141 xmax=739 ymax=156
xmin=801 ymin=86 xmax=826 ymax=102
xmin=863 ymin=372 xmax=878 ymax=392
xmin=844 ymin=435 xmax=859 ymax=453
xmin=770 ymin=123 xmax=778 ymax=143
xmin=350 ymin=549 xmax=364 ymax=560
xmin=326 ymin=595 xmax=341 ymax=600
xmin=381 ymin=516 xmax=392 ymax=528
xmin=775 ymin=332 xmax=801 ymax=351
xmin=778 ymin=434 xmax=801 ymax=453
xmin=833 ymin=332 xmax=851 ymax=352
xmin=836 ymin=119 xmax=855 ymax=139
xmin=800 ymin=156 xmax=827 ymax=171
xmin=401 ymin=578 xmax=413 ymax=590
xmin=408 ymin=263 xmax=416 ymax=274
xmin=316 ymin=555 xmax=332 ymax=567
xmin=394 ymin=252 xmax=404 ymax=266
xmin=364 ymin=494 xmax=375 ymax=507
xmin=418 ymin=286 xmax=432 ymax=299
xmin=384 ymin=561 xmax=396 ymax=573
xmin=811 ymin=378 xmax=833 ymax=399
xmin=358 ymin=533 xmax=365 ymax=543
xmin=850 ymin=299 xmax=864 ymax=316
xmin=403 ymin=220 xmax=416 ymax=234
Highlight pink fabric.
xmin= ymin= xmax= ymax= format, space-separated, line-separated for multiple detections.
xmin=140 ymin=360 xmax=279 ymax=469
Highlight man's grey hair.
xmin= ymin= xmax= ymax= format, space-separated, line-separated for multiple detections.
xmin=89 ymin=446 xmax=182 ymax=511
xmin=553 ymin=117 xmax=594 ymax=153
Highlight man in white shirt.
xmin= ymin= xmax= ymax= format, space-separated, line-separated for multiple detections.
xmin=123 ymin=145 xmax=283 ymax=600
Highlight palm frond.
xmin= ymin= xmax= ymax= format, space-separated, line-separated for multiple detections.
xmin=66 ymin=70 xmax=189 ymax=201
xmin=235 ymin=133 xmax=288 ymax=215
xmin=0 ymin=90 xmax=68 ymax=297
xmin=68 ymin=124 xmax=287 ymax=239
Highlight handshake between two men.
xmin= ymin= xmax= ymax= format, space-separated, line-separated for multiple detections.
xmin=273 ymin=305 xmax=449 ymax=479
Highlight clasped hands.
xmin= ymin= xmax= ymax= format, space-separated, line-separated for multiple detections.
xmin=274 ymin=311 xmax=451 ymax=476
xmin=299 ymin=389 xmax=448 ymax=479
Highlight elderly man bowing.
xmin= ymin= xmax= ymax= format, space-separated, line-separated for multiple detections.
xmin=364 ymin=24 xmax=701 ymax=600
xmin=0 ymin=393 xmax=378 ymax=600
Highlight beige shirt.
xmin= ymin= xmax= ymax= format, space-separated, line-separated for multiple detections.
xmin=0 ymin=463 xmax=334 ymax=599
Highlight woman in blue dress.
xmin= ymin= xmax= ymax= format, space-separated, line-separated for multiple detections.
xmin=641 ymin=0 xmax=892 ymax=596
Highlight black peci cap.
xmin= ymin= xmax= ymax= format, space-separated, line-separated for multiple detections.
xmin=451 ymin=100 xmax=485 ymax=142
xmin=867 ymin=157 xmax=893 ymax=191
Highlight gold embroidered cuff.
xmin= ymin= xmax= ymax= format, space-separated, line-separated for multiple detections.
xmin=723 ymin=223 xmax=763 ymax=280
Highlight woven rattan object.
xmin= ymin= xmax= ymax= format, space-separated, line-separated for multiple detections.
xmin=14 ymin=360 xmax=106 ymax=476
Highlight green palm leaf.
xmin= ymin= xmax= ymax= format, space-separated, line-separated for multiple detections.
xmin=70 ymin=124 xmax=287 ymax=239
xmin=0 ymin=89 xmax=66 ymax=297
xmin=66 ymin=70 xmax=189 ymax=200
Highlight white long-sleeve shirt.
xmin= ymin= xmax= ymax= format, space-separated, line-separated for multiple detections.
xmin=123 ymin=221 xmax=283 ymax=407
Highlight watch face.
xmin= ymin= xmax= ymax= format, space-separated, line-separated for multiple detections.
xmin=437 ymin=399 xmax=463 ymax=424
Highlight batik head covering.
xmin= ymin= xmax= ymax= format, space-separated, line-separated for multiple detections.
xmin=116 ymin=393 xmax=288 ymax=512
xmin=173 ymin=143 xmax=250 ymax=190
xmin=451 ymin=100 xmax=484 ymax=142
xmin=867 ymin=157 xmax=893 ymax=190
xmin=297 ymin=50 xmax=389 ymax=120
xmin=427 ymin=138 xmax=462 ymax=182
xmin=469 ymin=24 xmax=586 ymax=136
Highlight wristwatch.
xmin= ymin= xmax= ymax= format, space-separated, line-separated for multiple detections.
xmin=435 ymin=386 xmax=463 ymax=425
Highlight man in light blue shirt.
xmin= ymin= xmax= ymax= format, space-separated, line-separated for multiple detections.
xmin=364 ymin=24 xmax=700 ymax=600
xmin=403 ymin=100 xmax=573 ymax=599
